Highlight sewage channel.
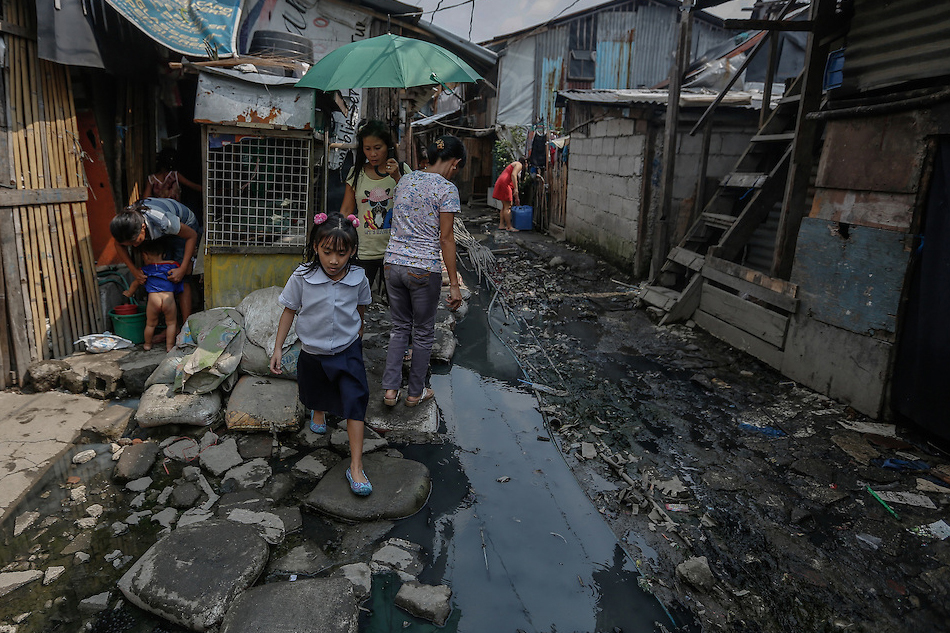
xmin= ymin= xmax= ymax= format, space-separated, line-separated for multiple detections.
xmin=0 ymin=272 xmax=691 ymax=633
xmin=362 ymin=272 xmax=691 ymax=632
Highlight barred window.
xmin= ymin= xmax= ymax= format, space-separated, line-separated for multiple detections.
xmin=205 ymin=128 xmax=312 ymax=248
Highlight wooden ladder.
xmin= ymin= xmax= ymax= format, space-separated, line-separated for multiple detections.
xmin=640 ymin=74 xmax=804 ymax=323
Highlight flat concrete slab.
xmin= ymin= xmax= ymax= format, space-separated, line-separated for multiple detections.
xmin=219 ymin=578 xmax=358 ymax=633
xmin=305 ymin=453 xmax=430 ymax=522
xmin=225 ymin=375 xmax=302 ymax=432
xmin=365 ymin=391 xmax=438 ymax=434
xmin=118 ymin=519 xmax=269 ymax=631
xmin=0 ymin=391 xmax=104 ymax=523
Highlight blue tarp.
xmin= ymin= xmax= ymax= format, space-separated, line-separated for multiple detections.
xmin=104 ymin=0 xmax=242 ymax=58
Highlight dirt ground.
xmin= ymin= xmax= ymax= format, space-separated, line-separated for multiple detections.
xmin=460 ymin=203 xmax=950 ymax=633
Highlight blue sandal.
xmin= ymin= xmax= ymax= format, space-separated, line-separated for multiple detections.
xmin=309 ymin=411 xmax=327 ymax=434
xmin=346 ymin=468 xmax=373 ymax=496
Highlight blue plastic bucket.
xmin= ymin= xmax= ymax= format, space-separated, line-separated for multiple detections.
xmin=512 ymin=205 xmax=533 ymax=231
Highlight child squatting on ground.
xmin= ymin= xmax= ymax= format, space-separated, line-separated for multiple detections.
xmin=269 ymin=212 xmax=374 ymax=496
xmin=122 ymin=237 xmax=182 ymax=352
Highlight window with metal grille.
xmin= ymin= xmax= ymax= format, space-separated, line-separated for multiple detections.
xmin=205 ymin=128 xmax=312 ymax=249
xmin=568 ymin=14 xmax=597 ymax=81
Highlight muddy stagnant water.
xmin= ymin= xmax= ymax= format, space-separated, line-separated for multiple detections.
xmin=361 ymin=274 xmax=691 ymax=632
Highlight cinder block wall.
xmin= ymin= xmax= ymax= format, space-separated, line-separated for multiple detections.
xmin=564 ymin=111 xmax=757 ymax=278
xmin=564 ymin=117 xmax=647 ymax=272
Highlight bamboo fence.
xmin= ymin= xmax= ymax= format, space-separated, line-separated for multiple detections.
xmin=0 ymin=0 xmax=103 ymax=385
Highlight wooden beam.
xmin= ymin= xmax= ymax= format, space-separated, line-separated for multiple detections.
xmin=700 ymin=283 xmax=789 ymax=348
xmin=772 ymin=0 xmax=837 ymax=278
xmin=652 ymin=0 xmax=694 ymax=279
xmin=724 ymin=19 xmax=813 ymax=31
xmin=0 ymin=20 xmax=34 ymax=39
xmin=0 ymin=186 xmax=87 ymax=206
xmin=0 ymin=206 xmax=30 ymax=384
xmin=703 ymin=255 xmax=799 ymax=313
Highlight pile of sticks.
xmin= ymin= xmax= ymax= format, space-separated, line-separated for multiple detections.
xmin=0 ymin=0 xmax=103 ymax=385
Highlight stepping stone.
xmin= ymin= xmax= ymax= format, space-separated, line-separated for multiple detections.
xmin=364 ymin=393 xmax=438 ymax=434
xmin=118 ymin=519 xmax=268 ymax=631
xmin=219 ymin=578 xmax=358 ymax=633
xmin=225 ymin=375 xmax=302 ymax=432
xmin=305 ymin=453 xmax=430 ymax=522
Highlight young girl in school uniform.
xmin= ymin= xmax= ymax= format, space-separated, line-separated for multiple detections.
xmin=269 ymin=212 xmax=374 ymax=495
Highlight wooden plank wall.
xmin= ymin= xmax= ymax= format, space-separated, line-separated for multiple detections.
xmin=0 ymin=0 xmax=103 ymax=384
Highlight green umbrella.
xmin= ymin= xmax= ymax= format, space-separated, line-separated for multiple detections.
xmin=295 ymin=33 xmax=481 ymax=91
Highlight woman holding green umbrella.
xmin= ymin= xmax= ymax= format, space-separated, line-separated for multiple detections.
xmin=381 ymin=135 xmax=465 ymax=407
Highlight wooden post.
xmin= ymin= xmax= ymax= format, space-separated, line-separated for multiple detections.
xmin=651 ymin=0 xmax=694 ymax=281
xmin=771 ymin=0 xmax=835 ymax=279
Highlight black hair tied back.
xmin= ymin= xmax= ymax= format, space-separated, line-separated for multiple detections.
xmin=426 ymin=135 xmax=467 ymax=169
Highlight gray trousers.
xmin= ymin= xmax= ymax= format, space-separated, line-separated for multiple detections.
xmin=382 ymin=263 xmax=443 ymax=398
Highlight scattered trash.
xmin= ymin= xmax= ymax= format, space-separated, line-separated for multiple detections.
xmin=738 ymin=422 xmax=786 ymax=437
xmin=550 ymin=532 xmax=567 ymax=544
xmin=871 ymin=458 xmax=929 ymax=471
xmin=517 ymin=379 xmax=569 ymax=397
xmin=916 ymin=477 xmax=950 ymax=493
xmin=710 ymin=378 xmax=731 ymax=389
xmin=874 ymin=490 xmax=937 ymax=510
xmin=910 ymin=519 xmax=950 ymax=540
xmin=665 ymin=503 xmax=689 ymax=512
xmin=855 ymin=533 xmax=882 ymax=550
xmin=866 ymin=486 xmax=901 ymax=520
xmin=838 ymin=420 xmax=896 ymax=437
xmin=74 ymin=333 xmax=134 ymax=353
xmin=589 ymin=425 xmax=608 ymax=435
xmin=496 ymin=476 xmax=511 ymax=483
xmin=72 ymin=449 xmax=97 ymax=465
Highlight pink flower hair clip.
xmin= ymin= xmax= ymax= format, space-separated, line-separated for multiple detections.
xmin=313 ymin=212 xmax=328 ymax=225
xmin=346 ymin=214 xmax=360 ymax=227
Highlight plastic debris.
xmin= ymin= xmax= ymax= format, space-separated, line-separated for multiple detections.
xmin=855 ymin=533 xmax=882 ymax=549
xmin=738 ymin=422 xmax=786 ymax=437
xmin=871 ymin=458 xmax=929 ymax=471
xmin=911 ymin=519 xmax=950 ymax=540
xmin=74 ymin=333 xmax=134 ymax=353
xmin=866 ymin=486 xmax=901 ymax=520
xmin=517 ymin=379 xmax=569 ymax=397
xmin=875 ymin=490 xmax=937 ymax=510
xmin=496 ymin=476 xmax=511 ymax=483
xmin=665 ymin=503 xmax=689 ymax=512
xmin=838 ymin=420 xmax=896 ymax=437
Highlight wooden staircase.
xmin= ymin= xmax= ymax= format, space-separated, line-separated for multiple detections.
xmin=640 ymin=74 xmax=805 ymax=324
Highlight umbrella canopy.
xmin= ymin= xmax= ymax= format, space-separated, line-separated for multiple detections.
xmin=295 ymin=33 xmax=481 ymax=91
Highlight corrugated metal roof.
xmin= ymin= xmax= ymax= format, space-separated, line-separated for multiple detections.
xmin=556 ymin=88 xmax=753 ymax=107
xmin=843 ymin=0 xmax=950 ymax=93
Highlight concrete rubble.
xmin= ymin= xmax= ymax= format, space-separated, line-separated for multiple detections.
xmin=1 ymin=282 xmax=463 ymax=632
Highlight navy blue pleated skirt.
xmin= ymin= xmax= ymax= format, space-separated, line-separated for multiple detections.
xmin=296 ymin=338 xmax=368 ymax=421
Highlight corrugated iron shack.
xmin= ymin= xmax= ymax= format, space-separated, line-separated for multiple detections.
xmin=482 ymin=0 xmax=733 ymax=128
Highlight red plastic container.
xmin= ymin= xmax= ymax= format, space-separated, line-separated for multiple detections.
xmin=112 ymin=303 xmax=138 ymax=315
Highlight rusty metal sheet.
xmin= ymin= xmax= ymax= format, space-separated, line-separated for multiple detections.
xmin=815 ymin=114 xmax=926 ymax=193
xmin=810 ymin=189 xmax=915 ymax=232
xmin=195 ymin=72 xmax=314 ymax=129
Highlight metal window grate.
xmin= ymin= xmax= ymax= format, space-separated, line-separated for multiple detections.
xmin=206 ymin=132 xmax=312 ymax=247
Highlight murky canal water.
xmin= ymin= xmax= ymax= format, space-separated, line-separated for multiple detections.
xmin=363 ymin=276 xmax=689 ymax=632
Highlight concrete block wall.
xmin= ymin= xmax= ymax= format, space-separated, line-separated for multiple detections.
xmin=564 ymin=118 xmax=646 ymax=269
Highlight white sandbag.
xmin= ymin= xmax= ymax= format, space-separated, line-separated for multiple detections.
xmin=236 ymin=286 xmax=297 ymax=356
